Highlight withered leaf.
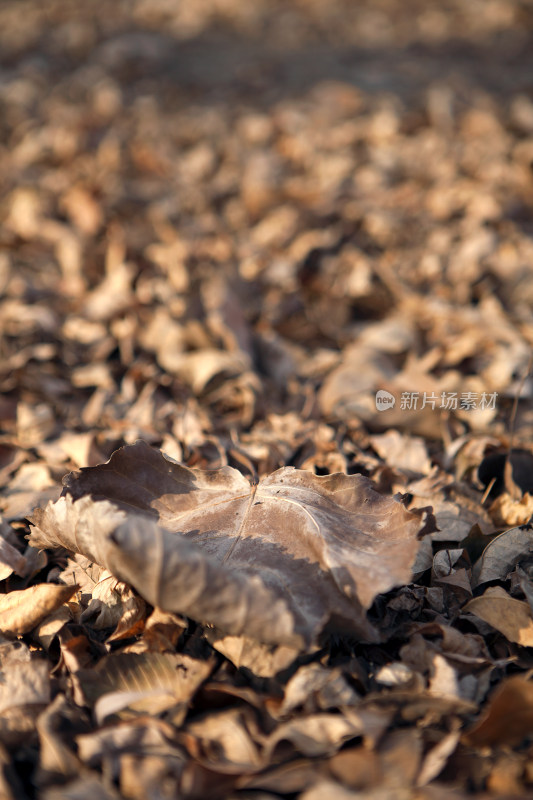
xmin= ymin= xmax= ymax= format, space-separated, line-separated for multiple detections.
xmin=206 ymin=631 xmax=302 ymax=677
xmin=463 ymin=586 xmax=533 ymax=646
xmin=472 ymin=525 xmax=533 ymax=588
xmin=463 ymin=675 xmax=533 ymax=747
xmin=416 ymin=725 xmax=461 ymax=786
xmin=264 ymin=712 xmax=374 ymax=760
xmin=0 ymin=535 xmax=26 ymax=581
xmin=0 ymin=583 xmax=78 ymax=638
xmin=37 ymin=694 xmax=83 ymax=781
xmin=75 ymin=652 xmax=214 ymax=715
xmin=185 ymin=707 xmax=262 ymax=771
xmin=30 ymin=441 xmax=428 ymax=647
xmin=42 ymin=775 xmax=122 ymax=800
xmin=0 ymin=642 xmax=50 ymax=714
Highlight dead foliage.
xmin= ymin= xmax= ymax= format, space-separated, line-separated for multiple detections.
xmin=2 ymin=0 xmax=533 ymax=797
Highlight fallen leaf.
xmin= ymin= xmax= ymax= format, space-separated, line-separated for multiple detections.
xmin=463 ymin=586 xmax=533 ymax=646
xmin=75 ymin=716 xmax=179 ymax=769
xmin=29 ymin=441 xmax=429 ymax=647
xmin=141 ymin=608 xmax=186 ymax=653
xmin=279 ymin=663 xmax=360 ymax=715
xmin=79 ymin=571 xmax=146 ymax=641
xmin=264 ymin=709 xmax=389 ymax=760
xmin=489 ymin=492 xmax=533 ymax=527
xmin=416 ymin=725 xmax=461 ymax=786
xmin=0 ymin=534 xmax=26 ymax=581
xmin=463 ymin=675 xmax=533 ymax=747
xmin=327 ymin=746 xmax=380 ymax=791
xmin=206 ymin=632 xmax=301 ymax=678
xmin=473 ymin=525 xmax=533 ymax=588
xmin=36 ymin=694 xmax=83 ymax=781
xmin=0 ymin=641 xmax=50 ymax=714
xmin=0 ymin=584 xmax=78 ymax=638
xmin=370 ymin=430 xmax=432 ymax=476
xmin=74 ymin=651 xmax=214 ymax=722
xmin=185 ymin=708 xmax=263 ymax=771
xmin=240 ymin=758 xmax=321 ymax=794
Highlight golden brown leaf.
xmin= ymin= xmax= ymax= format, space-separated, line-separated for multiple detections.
xmin=463 ymin=587 xmax=533 ymax=646
xmin=0 ymin=584 xmax=78 ymax=638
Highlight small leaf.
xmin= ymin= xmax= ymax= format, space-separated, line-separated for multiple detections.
xmin=473 ymin=525 xmax=533 ymax=587
xmin=463 ymin=586 xmax=533 ymax=646
xmin=0 ymin=583 xmax=78 ymax=638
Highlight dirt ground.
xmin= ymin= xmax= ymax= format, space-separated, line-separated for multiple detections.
xmin=2 ymin=1 xmax=533 ymax=798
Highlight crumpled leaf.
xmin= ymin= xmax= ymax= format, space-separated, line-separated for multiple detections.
xmin=489 ymin=492 xmax=533 ymax=527
xmin=416 ymin=724 xmax=461 ymax=786
xmin=279 ymin=663 xmax=361 ymax=715
xmin=0 ymin=583 xmax=78 ymax=638
xmin=264 ymin=711 xmax=384 ymax=760
xmin=370 ymin=430 xmax=432 ymax=476
xmin=185 ymin=708 xmax=263 ymax=771
xmin=78 ymin=570 xmax=146 ymax=642
xmin=29 ymin=441 xmax=430 ymax=648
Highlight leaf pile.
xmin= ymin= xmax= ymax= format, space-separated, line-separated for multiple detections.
xmin=1 ymin=0 xmax=533 ymax=797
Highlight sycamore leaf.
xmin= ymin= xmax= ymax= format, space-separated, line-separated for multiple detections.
xmin=29 ymin=441 xmax=429 ymax=648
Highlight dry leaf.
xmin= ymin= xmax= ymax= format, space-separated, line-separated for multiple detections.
xmin=36 ymin=694 xmax=83 ymax=781
xmin=185 ymin=708 xmax=262 ymax=771
xmin=79 ymin=571 xmax=146 ymax=641
xmin=30 ymin=441 xmax=429 ymax=647
xmin=141 ymin=608 xmax=186 ymax=653
xmin=473 ymin=525 xmax=533 ymax=588
xmin=489 ymin=492 xmax=533 ymax=527
xmin=370 ymin=430 xmax=432 ymax=476
xmin=74 ymin=651 xmax=214 ymax=722
xmin=206 ymin=632 xmax=301 ymax=678
xmin=0 ymin=535 xmax=26 ymax=581
xmin=264 ymin=709 xmax=389 ymax=760
xmin=279 ymin=663 xmax=360 ymax=715
xmin=4 ymin=5 xmax=533 ymax=797
xmin=463 ymin=675 xmax=533 ymax=747
xmin=0 ymin=583 xmax=78 ymax=638
xmin=463 ymin=586 xmax=533 ymax=646
xmin=0 ymin=642 xmax=50 ymax=714
xmin=416 ymin=726 xmax=461 ymax=786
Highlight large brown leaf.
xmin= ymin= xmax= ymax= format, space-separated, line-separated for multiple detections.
xmin=29 ymin=441 xmax=429 ymax=648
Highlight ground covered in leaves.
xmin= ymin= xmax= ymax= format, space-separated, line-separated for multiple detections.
xmin=2 ymin=1 xmax=533 ymax=798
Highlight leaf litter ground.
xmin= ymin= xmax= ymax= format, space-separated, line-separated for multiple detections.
xmin=2 ymin=1 xmax=533 ymax=797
